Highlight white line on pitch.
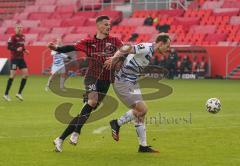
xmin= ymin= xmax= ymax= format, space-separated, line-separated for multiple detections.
xmin=92 ymin=126 xmax=109 ymax=134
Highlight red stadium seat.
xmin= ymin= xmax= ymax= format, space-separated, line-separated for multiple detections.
xmin=222 ymin=0 xmax=240 ymax=8
xmin=63 ymin=34 xmax=89 ymax=43
xmin=35 ymin=0 xmax=56 ymax=5
xmin=80 ymin=0 xmax=101 ymax=10
xmin=39 ymin=5 xmax=56 ymax=12
xmin=55 ymin=0 xmax=78 ymax=5
xmin=13 ymin=13 xmax=29 ymax=20
xmin=25 ymin=34 xmax=39 ymax=43
xmin=28 ymin=12 xmax=52 ymax=20
xmin=50 ymin=12 xmax=73 ymax=19
xmin=51 ymin=27 xmax=75 ymax=34
xmin=173 ymin=17 xmax=200 ymax=30
xmin=40 ymin=34 xmax=64 ymax=42
xmin=120 ymin=18 xmax=145 ymax=26
xmin=230 ymin=16 xmax=240 ymax=25
xmin=134 ymin=26 xmax=157 ymax=34
xmin=0 ymin=27 xmax=7 ymax=34
xmin=28 ymin=27 xmax=50 ymax=34
xmin=213 ymin=8 xmax=239 ymax=17
xmin=5 ymin=27 xmax=29 ymax=34
xmin=1 ymin=20 xmax=18 ymax=27
xmin=73 ymin=11 xmax=97 ymax=18
xmin=205 ymin=33 xmax=227 ymax=42
xmin=158 ymin=9 xmax=184 ymax=17
xmin=31 ymin=41 xmax=48 ymax=46
xmin=202 ymin=1 xmax=223 ymax=9
xmin=189 ymin=25 xmax=216 ymax=34
xmin=24 ymin=5 xmax=40 ymax=13
xmin=40 ymin=19 xmax=62 ymax=28
xmin=61 ymin=17 xmax=87 ymax=27
xmin=1 ymin=34 xmax=10 ymax=41
xmin=74 ymin=26 xmax=96 ymax=35
xmin=56 ymin=5 xmax=76 ymax=13
xmin=132 ymin=10 xmax=159 ymax=18
xmin=20 ymin=20 xmax=40 ymax=28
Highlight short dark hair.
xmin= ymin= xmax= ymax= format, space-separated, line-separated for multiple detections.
xmin=155 ymin=33 xmax=170 ymax=43
xmin=96 ymin=15 xmax=110 ymax=23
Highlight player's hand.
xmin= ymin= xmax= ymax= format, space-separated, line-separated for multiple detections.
xmin=24 ymin=50 xmax=30 ymax=55
xmin=48 ymin=42 xmax=57 ymax=50
xmin=104 ymin=57 xmax=113 ymax=70
xmin=17 ymin=47 xmax=23 ymax=52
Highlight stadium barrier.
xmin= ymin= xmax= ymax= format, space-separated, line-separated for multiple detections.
xmin=0 ymin=46 xmax=240 ymax=78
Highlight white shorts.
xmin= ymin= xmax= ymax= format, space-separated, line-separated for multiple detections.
xmin=51 ymin=65 xmax=66 ymax=75
xmin=113 ymin=78 xmax=143 ymax=107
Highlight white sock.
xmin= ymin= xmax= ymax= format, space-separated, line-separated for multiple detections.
xmin=60 ymin=76 xmax=65 ymax=89
xmin=135 ymin=122 xmax=147 ymax=146
xmin=46 ymin=75 xmax=53 ymax=87
xmin=117 ymin=109 xmax=135 ymax=126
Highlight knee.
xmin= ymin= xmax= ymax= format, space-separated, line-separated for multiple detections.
xmin=138 ymin=108 xmax=148 ymax=117
xmin=10 ymin=74 xmax=16 ymax=79
xmin=134 ymin=107 xmax=147 ymax=117
xmin=22 ymin=74 xmax=28 ymax=79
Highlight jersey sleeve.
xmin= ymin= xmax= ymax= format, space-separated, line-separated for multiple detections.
xmin=51 ymin=50 xmax=57 ymax=56
xmin=60 ymin=53 xmax=68 ymax=58
xmin=74 ymin=39 xmax=87 ymax=52
xmin=133 ymin=43 xmax=150 ymax=55
xmin=7 ymin=36 xmax=16 ymax=51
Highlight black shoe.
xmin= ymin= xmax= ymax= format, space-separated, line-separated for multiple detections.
xmin=138 ymin=145 xmax=159 ymax=153
xmin=110 ymin=119 xmax=120 ymax=141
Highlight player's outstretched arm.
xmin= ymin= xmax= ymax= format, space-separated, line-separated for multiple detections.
xmin=47 ymin=42 xmax=76 ymax=53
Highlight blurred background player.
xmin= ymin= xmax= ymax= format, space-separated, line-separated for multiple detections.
xmin=45 ymin=38 xmax=71 ymax=92
xmin=105 ymin=33 xmax=171 ymax=153
xmin=48 ymin=15 xmax=122 ymax=152
xmin=3 ymin=24 xmax=29 ymax=101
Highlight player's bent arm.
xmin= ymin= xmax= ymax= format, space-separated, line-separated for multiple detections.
xmin=104 ymin=44 xmax=135 ymax=69
xmin=7 ymin=41 xmax=16 ymax=51
xmin=113 ymin=44 xmax=135 ymax=59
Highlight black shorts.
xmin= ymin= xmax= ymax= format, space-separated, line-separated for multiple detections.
xmin=10 ymin=59 xmax=27 ymax=70
xmin=83 ymin=76 xmax=110 ymax=104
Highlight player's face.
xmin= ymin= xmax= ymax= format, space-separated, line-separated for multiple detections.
xmin=97 ymin=19 xmax=111 ymax=36
xmin=157 ymin=39 xmax=171 ymax=55
xmin=15 ymin=25 xmax=23 ymax=35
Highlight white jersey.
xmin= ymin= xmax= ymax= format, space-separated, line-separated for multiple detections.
xmin=116 ymin=43 xmax=154 ymax=83
xmin=51 ymin=51 xmax=68 ymax=74
xmin=51 ymin=51 xmax=68 ymax=67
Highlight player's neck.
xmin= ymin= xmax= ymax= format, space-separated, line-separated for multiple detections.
xmin=96 ymin=33 xmax=108 ymax=40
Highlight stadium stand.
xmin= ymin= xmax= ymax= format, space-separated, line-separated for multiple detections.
xmin=0 ymin=0 xmax=239 ymax=79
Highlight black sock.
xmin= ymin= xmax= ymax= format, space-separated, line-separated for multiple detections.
xmin=5 ymin=78 xmax=13 ymax=95
xmin=74 ymin=104 xmax=94 ymax=134
xmin=59 ymin=104 xmax=93 ymax=140
xmin=18 ymin=78 xmax=27 ymax=94
xmin=59 ymin=116 xmax=79 ymax=140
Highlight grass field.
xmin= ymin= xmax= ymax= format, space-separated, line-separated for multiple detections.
xmin=0 ymin=76 xmax=239 ymax=166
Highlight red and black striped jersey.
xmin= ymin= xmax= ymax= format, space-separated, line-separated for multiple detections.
xmin=8 ymin=34 xmax=26 ymax=60
xmin=74 ymin=35 xmax=123 ymax=81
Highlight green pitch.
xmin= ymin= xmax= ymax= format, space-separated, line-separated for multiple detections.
xmin=0 ymin=76 xmax=239 ymax=166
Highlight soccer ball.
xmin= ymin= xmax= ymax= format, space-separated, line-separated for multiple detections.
xmin=206 ymin=98 xmax=221 ymax=114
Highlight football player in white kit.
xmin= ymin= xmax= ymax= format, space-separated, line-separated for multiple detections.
xmin=45 ymin=39 xmax=71 ymax=91
xmin=104 ymin=33 xmax=171 ymax=153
